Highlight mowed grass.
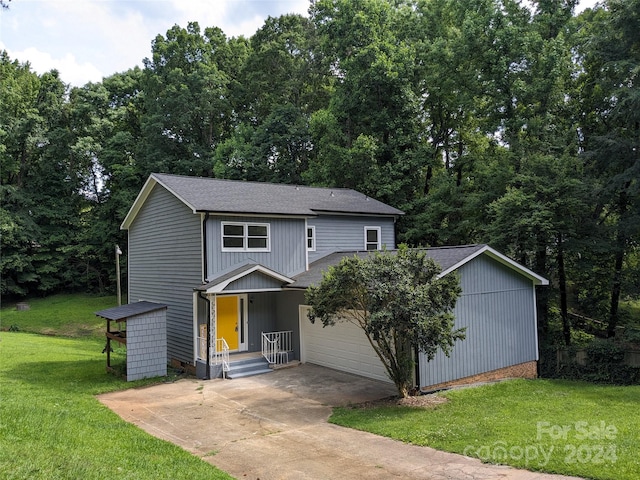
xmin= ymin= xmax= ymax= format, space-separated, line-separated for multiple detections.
xmin=1 ymin=293 xmax=117 ymax=338
xmin=0 ymin=294 xmax=231 ymax=480
xmin=331 ymin=379 xmax=639 ymax=480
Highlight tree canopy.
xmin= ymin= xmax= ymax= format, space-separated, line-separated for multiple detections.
xmin=1 ymin=0 xmax=638 ymax=347
xmin=305 ymin=247 xmax=464 ymax=397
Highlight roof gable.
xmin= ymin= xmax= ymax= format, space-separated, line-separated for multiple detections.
xmin=122 ymin=173 xmax=403 ymax=229
xmin=196 ymin=263 xmax=293 ymax=294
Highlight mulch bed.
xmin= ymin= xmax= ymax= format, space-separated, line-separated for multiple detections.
xmin=351 ymin=393 xmax=449 ymax=409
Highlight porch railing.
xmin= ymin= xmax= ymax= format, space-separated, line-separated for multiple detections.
xmin=196 ymin=335 xmax=230 ymax=378
xmin=214 ymin=338 xmax=230 ymax=378
xmin=262 ymin=330 xmax=293 ymax=365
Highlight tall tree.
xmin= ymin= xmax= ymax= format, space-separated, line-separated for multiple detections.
xmin=214 ymin=14 xmax=325 ymax=183
xmin=0 ymin=52 xmax=89 ymax=296
xmin=140 ymin=23 xmax=247 ymax=177
xmin=306 ymin=247 xmax=464 ymax=397
xmin=306 ymin=0 xmax=423 ymax=207
xmin=577 ymin=0 xmax=640 ymax=336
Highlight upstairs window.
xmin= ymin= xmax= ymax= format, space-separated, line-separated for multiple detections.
xmin=222 ymin=222 xmax=270 ymax=251
xmin=364 ymin=226 xmax=381 ymax=251
xmin=307 ymin=226 xmax=316 ymax=252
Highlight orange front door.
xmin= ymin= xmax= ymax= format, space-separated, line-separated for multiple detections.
xmin=217 ymin=296 xmax=239 ymax=350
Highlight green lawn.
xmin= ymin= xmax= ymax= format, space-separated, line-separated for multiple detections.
xmin=1 ymin=293 xmax=117 ymax=338
xmin=0 ymin=294 xmax=231 ymax=480
xmin=331 ymin=379 xmax=639 ymax=480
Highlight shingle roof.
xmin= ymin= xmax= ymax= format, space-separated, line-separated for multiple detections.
xmin=95 ymin=301 xmax=167 ymax=321
xmin=152 ymin=173 xmax=404 ymax=217
xmin=287 ymin=244 xmax=548 ymax=289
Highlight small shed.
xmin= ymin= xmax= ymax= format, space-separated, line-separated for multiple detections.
xmin=95 ymin=301 xmax=168 ymax=381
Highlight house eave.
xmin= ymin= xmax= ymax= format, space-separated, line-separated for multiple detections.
xmin=121 ymin=173 xmax=198 ymax=230
xmin=437 ymin=245 xmax=549 ymax=286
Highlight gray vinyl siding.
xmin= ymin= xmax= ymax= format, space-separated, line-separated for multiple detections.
xmin=128 ymin=185 xmax=202 ymax=365
xmin=276 ymin=290 xmax=307 ymax=360
xmin=308 ymin=215 xmax=396 ymax=263
xmin=205 ymin=216 xmax=306 ymax=278
xmin=419 ymin=255 xmax=538 ymax=387
xmin=247 ymin=292 xmax=277 ymax=351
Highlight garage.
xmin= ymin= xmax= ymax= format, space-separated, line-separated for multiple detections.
xmin=299 ymin=305 xmax=391 ymax=383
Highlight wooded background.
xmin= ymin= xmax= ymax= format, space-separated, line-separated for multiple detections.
xmin=2 ymin=0 xmax=638 ymax=347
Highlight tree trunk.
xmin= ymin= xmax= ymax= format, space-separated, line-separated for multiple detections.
xmin=608 ymin=239 xmax=624 ymax=338
xmin=608 ymin=189 xmax=629 ymax=338
xmin=557 ymin=233 xmax=570 ymax=346
xmin=535 ymin=237 xmax=549 ymax=343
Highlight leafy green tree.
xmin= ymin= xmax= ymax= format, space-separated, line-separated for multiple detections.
xmin=305 ymin=247 xmax=464 ymax=397
xmin=214 ymin=14 xmax=327 ymax=184
xmin=576 ymin=0 xmax=640 ymax=336
xmin=0 ymin=53 xmax=91 ymax=297
xmin=140 ymin=22 xmax=247 ymax=177
xmin=307 ymin=0 xmax=423 ymax=207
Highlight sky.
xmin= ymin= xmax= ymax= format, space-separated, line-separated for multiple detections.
xmin=1 ymin=0 xmax=599 ymax=88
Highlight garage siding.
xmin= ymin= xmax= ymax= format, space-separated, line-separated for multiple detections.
xmin=419 ymin=255 xmax=538 ymax=387
xmin=299 ymin=306 xmax=392 ymax=383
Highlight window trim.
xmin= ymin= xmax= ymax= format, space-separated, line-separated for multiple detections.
xmin=221 ymin=221 xmax=270 ymax=252
xmin=306 ymin=225 xmax=316 ymax=252
xmin=364 ymin=226 xmax=382 ymax=251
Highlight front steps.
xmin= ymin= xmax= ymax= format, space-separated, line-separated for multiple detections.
xmin=225 ymin=356 xmax=273 ymax=379
xmin=196 ymin=353 xmax=299 ymax=380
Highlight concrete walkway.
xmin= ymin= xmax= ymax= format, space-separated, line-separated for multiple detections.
xmin=99 ymin=364 xmax=582 ymax=480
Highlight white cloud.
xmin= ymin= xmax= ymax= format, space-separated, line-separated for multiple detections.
xmin=2 ymin=45 xmax=104 ymax=85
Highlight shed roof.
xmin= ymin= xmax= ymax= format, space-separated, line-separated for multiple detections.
xmin=95 ymin=301 xmax=167 ymax=321
xmin=287 ymin=244 xmax=548 ymax=289
xmin=122 ymin=173 xmax=404 ymax=229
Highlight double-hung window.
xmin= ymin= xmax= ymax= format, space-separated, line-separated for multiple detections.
xmin=222 ymin=222 xmax=270 ymax=251
xmin=364 ymin=226 xmax=381 ymax=251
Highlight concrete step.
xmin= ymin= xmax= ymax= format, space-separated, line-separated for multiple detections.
xmin=226 ymin=357 xmax=272 ymax=379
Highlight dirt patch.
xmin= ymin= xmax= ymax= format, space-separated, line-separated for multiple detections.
xmin=351 ymin=393 xmax=449 ymax=409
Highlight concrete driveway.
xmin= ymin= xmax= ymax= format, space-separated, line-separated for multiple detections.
xmin=99 ymin=364 xmax=581 ymax=480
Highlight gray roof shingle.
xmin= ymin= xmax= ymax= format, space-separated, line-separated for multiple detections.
xmin=152 ymin=173 xmax=404 ymax=216
xmin=287 ymin=245 xmax=487 ymax=289
xmin=95 ymin=301 xmax=167 ymax=321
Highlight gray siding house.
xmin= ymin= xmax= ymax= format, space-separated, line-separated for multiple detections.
xmin=122 ymin=173 xmax=547 ymax=388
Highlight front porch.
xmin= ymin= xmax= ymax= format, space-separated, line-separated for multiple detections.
xmin=193 ymin=267 xmax=307 ymax=380
xmin=195 ymin=331 xmax=299 ymax=379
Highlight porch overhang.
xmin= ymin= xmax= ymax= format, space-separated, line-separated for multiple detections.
xmin=196 ymin=263 xmax=294 ymax=294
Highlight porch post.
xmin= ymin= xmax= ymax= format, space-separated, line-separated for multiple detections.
xmin=209 ymin=294 xmax=216 ymax=364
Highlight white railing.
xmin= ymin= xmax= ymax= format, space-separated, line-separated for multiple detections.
xmin=215 ymin=338 xmax=230 ymax=378
xmin=196 ymin=336 xmax=229 ymax=377
xmin=262 ymin=330 xmax=293 ymax=365
xmin=197 ymin=335 xmax=207 ymax=361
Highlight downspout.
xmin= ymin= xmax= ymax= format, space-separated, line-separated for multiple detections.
xmin=202 ymin=213 xmax=210 ymax=282
xmin=199 ymin=291 xmax=211 ymax=380
xmin=200 ymin=213 xmax=211 ymax=379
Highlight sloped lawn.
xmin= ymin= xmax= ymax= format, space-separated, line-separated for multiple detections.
xmin=331 ymin=379 xmax=639 ymax=480
xmin=1 ymin=293 xmax=118 ymax=338
xmin=0 ymin=332 xmax=232 ymax=480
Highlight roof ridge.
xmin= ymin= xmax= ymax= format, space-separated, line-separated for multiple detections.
xmin=425 ymin=244 xmax=485 ymax=250
xmin=152 ymin=172 xmax=368 ymax=195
